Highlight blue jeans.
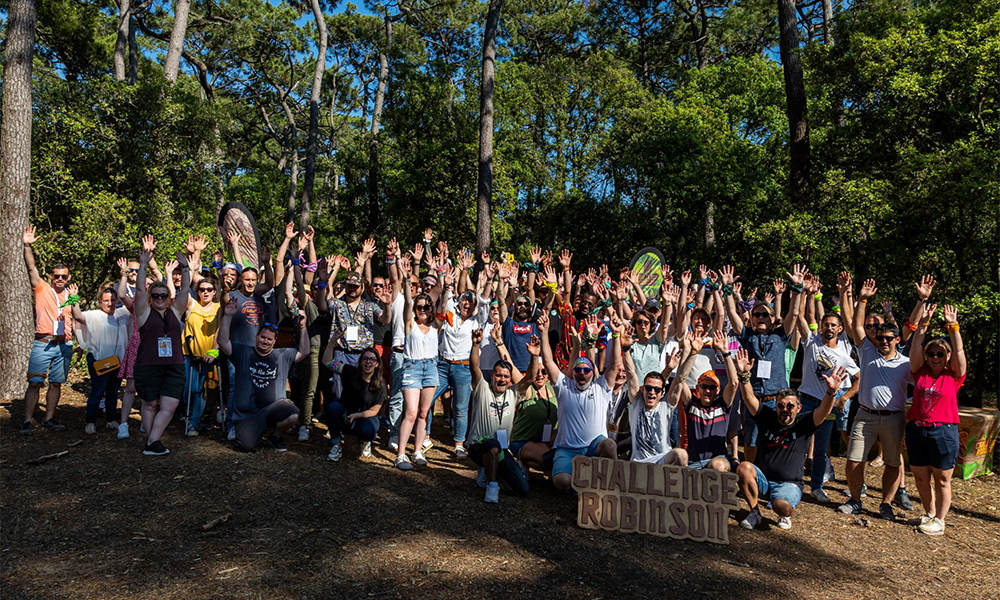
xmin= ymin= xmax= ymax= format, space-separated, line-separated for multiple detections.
xmin=801 ymin=394 xmax=835 ymax=491
xmin=433 ymin=360 xmax=473 ymax=443
xmin=752 ymin=463 xmax=803 ymax=508
xmin=388 ymin=351 xmax=405 ymax=437
xmin=744 ymin=398 xmax=777 ymax=446
xmin=326 ymin=401 xmax=380 ymax=443
xmin=184 ymin=356 xmax=209 ymax=433
xmin=85 ymin=353 xmax=122 ymax=424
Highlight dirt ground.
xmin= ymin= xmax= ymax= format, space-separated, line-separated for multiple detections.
xmin=2 ymin=372 xmax=999 ymax=600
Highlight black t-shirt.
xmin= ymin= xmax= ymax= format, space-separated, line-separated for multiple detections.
xmin=339 ymin=364 xmax=387 ymax=413
xmin=229 ymin=343 xmax=297 ymax=420
xmin=755 ymin=405 xmax=818 ymax=485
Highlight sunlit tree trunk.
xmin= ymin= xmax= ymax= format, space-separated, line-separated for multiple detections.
xmin=163 ymin=0 xmax=192 ymax=83
xmin=300 ymin=0 xmax=327 ymax=230
xmin=476 ymin=0 xmax=502 ymax=258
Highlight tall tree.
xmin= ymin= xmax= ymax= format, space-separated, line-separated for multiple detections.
xmin=114 ymin=0 xmax=131 ymax=80
xmin=300 ymin=0 xmax=328 ymax=229
xmin=476 ymin=0 xmax=503 ymax=258
xmin=0 ymin=0 xmax=38 ymax=400
xmin=368 ymin=12 xmax=392 ymax=236
xmin=777 ymin=0 xmax=810 ymax=205
xmin=163 ymin=0 xmax=192 ymax=82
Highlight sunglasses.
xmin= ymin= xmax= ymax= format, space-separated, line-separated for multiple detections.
xmin=52 ymin=274 xmax=69 ymax=280
xmin=150 ymin=292 xmax=169 ymax=299
xmin=361 ymin=355 xmax=379 ymax=363
xmin=371 ymin=282 xmax=385 ymax=289
xmin=415 ymin=304 xmax=431 ymax=311
xmin=198 ymin=287 xmax=215 ymax=293
xmin=261 ymin=322 xmax=279 ymax=331
xmin=515 ymin=301 xmax=531 ymax=307
xmin=875 ymin=335 xmax=896 ymax=343
xmin=925 ymin=351 xmax=947 ymax=358
xmin=538 ymin=369 xmax=548 ymax=376
xmin=635 ymin=320 xmax=651 ymax=327
xmin=699 ymin=384 xmax=718 ymax=391
xmin=126 ymin=268 xmax=137 ymax=273
xmin=751 ymin=312 xmax=771 ymax=318
xmin=864 ymin=324 xmax=878 ymax=330
xmin=643 ymin=384 xmax=663 ymax=394
xmin=776 ymin=402 xmax=796 ymax=411
xmin=573 ymin=366 xmax=593 ymax=375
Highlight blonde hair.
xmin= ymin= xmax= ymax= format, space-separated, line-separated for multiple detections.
xmin=924 ymin=337 xmax=952 ymax=355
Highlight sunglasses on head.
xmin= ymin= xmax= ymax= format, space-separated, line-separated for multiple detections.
xmin=925 ymin=351 xmax=947 ymax=358
xmin=52 ymin=274 xmax=69 ymax=280
xmin=643 ymin=384 xmax=663 ymax=394
xmin=261 ymin=322 xmax=279 ymax=331
xmin=573 ymin=366 xmax=593 ymax=375
xmin=776 ymin=402 xmax=796 ymax=410
xmin=875 ymin=335 xmax=896 ymax=342
xmin=150 ymin=292 xmax=169 ymax=299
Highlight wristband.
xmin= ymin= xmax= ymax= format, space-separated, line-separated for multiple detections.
xmin=832 ymin=304 xmax=841 ymax=313
xmin=785 ymin=280 xmax=804 ymax=293
xmin=808 ymin=323 xmax=818 ymax=331
xmin=814 ymin=292 xmax=823 ymax=301
xmin=946 ymin=322 xmax=960 ymax=333
xmin=859 ymin=299 xmax=868 ymax=303
xmin=721 ymin=351 xmax=732 ymax=358
xmin=544 ymin=281 xmax=558 ymax=293
xmin=289 ymin=256 xmax=302 ymax=266
xmin=737 ymin=371 xmax=752 ymax=384
xmin=211 ymin=260 xmax=224 ymax=269
xmin=720 ymin=283 xmax=734 ymax=298
xmin=611 ymin=333 xmax=621 ymax=339
xmin=386 ymin=258 xmax=396 ymax=265
xmin=904 ymin=320 xmax=917 ymax=332
xmin=206 ymin=349 xmax=220 ymax=359
xmin=316 ymin=281 xmax=328 ymax=289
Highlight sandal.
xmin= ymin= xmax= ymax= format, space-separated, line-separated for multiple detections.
xmin=870 ymin=456 xmax=884 ymax=468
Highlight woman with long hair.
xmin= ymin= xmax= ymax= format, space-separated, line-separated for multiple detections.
xmin=323 ymin=345 xmax=387 ymax=461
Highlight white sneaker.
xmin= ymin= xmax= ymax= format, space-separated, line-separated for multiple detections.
xmin=422 ymin=438 xmax=433 ymax=451
xmin=297 ymin=426 xmax=309 ymax=442
xmin=740 ymin=508 xmax=762 ymax=530
xmin=389 ymin=436 xmax=399 ymax=452
xmin=85 ymin=423 xmax=96 ymax=435
xmin=455 ymin=445 xmax=468 ymax=459
xmin=476 ymin=467 xmax=488 ymax=489
xmin=918 ymin=517 xmax=946 ymax=536
xmin=361 ymin=441 xmax=372 ymax=458
xmin=327 ymin=445 xmax=342 ymax=462
xmin=227 ymin=428 xmax=236 ymax=442
xmin=811 ymin=488 xmax=832 ymax=504
xmin=484 ymin=482 xmax=500 ymax=503
xmin=908 ymin=513 xmax=935 ymax=527
xmin=117 ymin=422 xmax=130 ymax=439
xmin=394 ymin=455 xmax=413 ymax=471
xmin=185 ymin=428 xmax=199 ymax=437
xmin=412 ymin=450 xmax=428 ymax=466
xmin=777 ymin=516 xmax=792 ymax=530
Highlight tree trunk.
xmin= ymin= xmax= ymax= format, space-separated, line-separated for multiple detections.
xmin=0 ymin=0 xmax=37 ymax=400
xmin=704 ymin=200 xmax=716 ymax=251
xmin=128 ymin=13 xmax=138 ymax=84
xmin=367 ymin=14 xmax=392 ymax=237
xmin=114 ymin=0 xmax=130 ymax=81
xmin=281 ymin=100 xmax=299 ymax=224
xmin=476 ymin=0 xmax=503 ymax=259
xmin=163 ymin=0 xmax=192 ymax=83
xmin=300 ymin=0 xmax=327 ymax=230
xmin=777 ymin=0 xmax=811 ymax=206
xmin=822 ymin=0 xmax=834 ymax=45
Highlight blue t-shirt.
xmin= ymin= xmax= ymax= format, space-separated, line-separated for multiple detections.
xmin=501 ymin=316 xmax=539 ymax=373
xmin=739 ymin=325 xmax=791 ymax=395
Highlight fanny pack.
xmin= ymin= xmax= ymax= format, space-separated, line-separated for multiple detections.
xmin=93 ymin=355 xmax=121 ymax=376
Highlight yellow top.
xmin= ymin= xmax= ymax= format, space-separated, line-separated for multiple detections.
xmin=184 ymin=300 xmax=220 ymax=357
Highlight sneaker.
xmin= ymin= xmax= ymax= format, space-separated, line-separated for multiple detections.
xmin=142 ymin=440 xmax=170 ymax=456
xmin=389 ymin=436 xmax=400 ymax=452
xmin=740 ymin=508 xmax=762 ymax=530
xmin=269 ymin=435 xmax=288 ymax=452
xmin=361 ymin=441 xmax=372 ymax=458
xmin=484 ymin=481 xmax=500 ymax=503
xmin=907 ymin=513 xmax=935 ymax=527
xmin=421 ymin=438 xmax=433 ymax=452
xmin=106 ymin=421 xmax=119 ymax=430
xmin=41 ymin=419 xmax=66 ymax=432
xmin=412 ymin=450 xmax=428 ymax=466
xmin=811 ymin=488 xmax=832 ymax=504
xmin=895 ymin=488 xmax=914 ymax=511
xmin=227 ymin=428 xmax=236 ymax=442
xmin=297 ymin=426 xmax=310 ymax=442
xmin=917 ymin=516 xmax=945 ymax=536
xmin=476 ymin=467 xmax=488 ymax=489
xmin=394 ymin=455 xmax=413 ymax=471
xmin=878 ymin=502 xmax=896 ymax=521
xmin=216 ymin=409 xmax=224 ymax=424
xmin=327 ymin=444 xmax=343 ymax=461
xmin=18 ymin=422 xmax=33 ymax=436
xmin=860 ymin=484 xmax=867 ymax=497
xmin=777 ymin=516 xmax=792 ymax=530
xmin=85 ymin=423 xmax=97 ymax=435
xmin=455 ymin=445 xmax=468 ymax=459
xmin=838 ymin=499 xmax=863 ymax=514
xmin=185 ymin=428 xmax=199 ymax=437
xmin=824 ymin=461 xmax=835 ymax=483
xmin=117 ymin=422 xmax=130 ymax=439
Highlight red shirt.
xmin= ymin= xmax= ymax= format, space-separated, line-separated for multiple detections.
xmin=906 ymin=365 xmax=965 ymax=424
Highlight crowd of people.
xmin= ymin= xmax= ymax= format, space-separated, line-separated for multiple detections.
xmin=18 ymin=224 xmax=967 ymax=536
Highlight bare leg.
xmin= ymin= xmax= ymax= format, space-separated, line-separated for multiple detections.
xmin=396 ymin=388 xmax=421 ymax=459
xmin=932 ymin=467 xmax=953 ymax=523
xmin=268 ymin=414 xmax=299 ymax=437
xmin=881 ymin=464 xmax=902 ymax=504
xmin=736 ymin=461 xmax=760 ymax=509
xmin=147 ymin=396 xmax=180 ymax=443
xmin=772 ymin=499 xmax=794 ymax=518
xmin=596 ymin=438 xmax=617 ymax=459
xmin=663 ymin=448 xmax=688 ymax=466
xmin=845 ymin=459 xmax=865 ymax=501
xmin=910 ymin=465 xmax=934 ymax=516
xmin=43 ymin=383 xmax=62 ymax=421
xmin=709 ymin=456 xmax=731 ymax=472
xmin=518 ymin=442 xmax=552 ymax=472
xmin=140 ymin=400 xmax=157 ymax=437
xmin=120 ymin=379 xmax=136 ymax=424
xmin=552 ymin=472 xmax=572 ymax=492
xmin=23 ymin=382 xmax=43 ymax=424
xmin=412 ymin=386 xmax=436 ymax=452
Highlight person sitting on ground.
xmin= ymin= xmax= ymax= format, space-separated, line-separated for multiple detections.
xmin=501 ymin=323 xmax=558 ymax=476
xmin=735 ymin=348 xmax=845 ymax=531
xmin=324 ymin=344 xmax=387 ymax=462
xmin=465 ymin=328 xmax=538 ymax=502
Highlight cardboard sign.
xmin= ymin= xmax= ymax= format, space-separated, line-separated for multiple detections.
xmin=571 ymin=456 xmax=739 ymax=545
xmin=955 ymin=407 xmax=1000 ymax=479
xmin=629 ymin=247 xmax=665 ymax=299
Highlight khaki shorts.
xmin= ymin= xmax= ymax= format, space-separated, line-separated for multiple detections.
xmin=846 ymin=408 xmax=905 ymax=467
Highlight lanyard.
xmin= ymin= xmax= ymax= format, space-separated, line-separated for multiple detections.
xmin=492 ymin=391 xmax=509 ymax=424
xmin=753 ymin=331 xmax=776 ymax=359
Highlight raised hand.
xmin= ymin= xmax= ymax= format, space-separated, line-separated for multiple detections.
xmin=284 ymin=222 xmax=297 ymax=240
xmin=193 ymin=234 xmax=208 ymax=252
xmin=821 ymin=366 xmax=848 ymax=393
xmin=397 ymin=255 xmax=411 ymax=275
xmin=22 ymin=225 xmax=38 ymax=245
xmin=665 ymin=284 xmax=680 ymax=305
xmin=412 ymin=242 xmax=424 ymax=263
xmin=423 ymin=228 xmax=434 ymax=241
xmin=858 ymin=278 xmax=877 ymax=301
xmin=712 ymin=328 xmax=728 ymax=352
xmin=490 ymin=323 xmax=504 ymax=345
xmin=921 ymin=303 xmax=938 ymax=323
xmin=297 ymin=235 xmax=309 ymax=251
xmin=224 ymin=229 xmax=239 ymax=247
xmin=915 ymin=274 xmax=936 ymax=301
xmin=543 ymin=263 xmax=558 ymax=284
xmin=66 ymin=283 xmax=79 ymax=296
xmin=619 ymin=267 xmax=631 ymax=283
xmin=471 ymin=328 xmax=484 ymax=345
xmin=621 ymin=324 xmax=636 ymax=349
xmin=224 ymin=296 xmax=237 ymax=316
xmin=117 ymin=257 xmax=129 ymax=271
xmin=303 ymin=226 xmax=315 ymax=243
xmin=536 ymin=312 xmax=549 ymax=330
xmin=542 ymin=250 xmax=554 ymax=267
xmin=661 ymin=265 xmax=673 ymax=287
xmin=142 ymin=234 xmax=157 ymax=253
xmin=481 ymin=250 xmax=491 ymax=265
xmin=940 ymin=304 xmax=957 ymax=324
xmin=558 ymin=249 xmax=572 ymax=270
xmin=317 ymin=257 xmax=332 ymax=281
xmin=880 ymin=300 xmax=894 ymax=317
xmin=719 ymin=265 xmax=737 ymax=286
xmin=665 ymin=348 xmax=682 ymax=372
xmin=386 ymin=237 xmax=399 ymax=259
xmin=733 ymin=281 xmax=743 ymax=297
xmin=689 ymin=331 xmax=705 ymax=354
xmin=680 ymin=269 xmax=692 ymax=287
xmin=336 ymin=255 xmax=351 ymax=270
xmin=526 ymin=334 xmax=542 ymax=356
xmin=139 ymin=248 xmax=152 ymax=264
xmin=609 ymin=313 xmax=625 ymax=336
xmin=764 ymin=292 xmax=775 ymax=306
xmin=699 ymin=264 xmax=708 ymax=280
xmin=837 ymin=271 xmax=852 ymax=293
xmin=174 ymin=251 xmax=189 ymax=269
xmin=530 ymin=246 xmax=542 ymax=264
xmin=362 ymin=238 xmax=377 ymax=259
xmin=773 ymin=278 xmax=787 ymax=295
xmin=786 ymin=263 xmax=807 ymax=287
xmin=164 ymin=259 xmax=179 ymax=275
xmin=184 ymin=235 xmax=197 ymax=255
xmin=585 ymin=314 xmax=603 ymax=337
xmin=735 ymin=348 xmax=754 ymax=374
xmin=612 ymin=281 xmax=628 ymax=301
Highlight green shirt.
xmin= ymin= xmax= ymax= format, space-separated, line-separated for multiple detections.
xmin=510 ymin=382 xmax=558 ymax=443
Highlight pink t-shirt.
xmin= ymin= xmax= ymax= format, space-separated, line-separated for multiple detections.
xmin=906 ymin=366 xmax=965 ymax=424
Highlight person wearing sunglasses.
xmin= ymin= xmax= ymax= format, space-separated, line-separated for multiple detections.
xmin=323 ymin=346 xmax=387 ymax=461
xmin=904 ymin=304 xmax=966 ymax=536
xmin=179 ymin=275 xmax=221 ymax=437
xmin=735 ymin=348 xmax=847 ymax=531
xmin=329 ymin=265 xmax=391 ymax=405
xmin=500 ymin=293 xmax=540 ymax=376
xmin=132 ymin=246 xmax=192 ymax=456
xmin=537 ymin=312 xmax=622 ymax=493
xmin=627 ymin=334 xmax=687 ymax=466
xmin=217 ymin=293 xmax=310 ymax=452
xmin=19 ymin=225 xmax=75 ymax=434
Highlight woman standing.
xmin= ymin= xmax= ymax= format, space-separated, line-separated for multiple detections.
xmin=182 ymin=275 xmax=221 ymax=436
xmin=907 ymin=304 xmax=966 ymax=536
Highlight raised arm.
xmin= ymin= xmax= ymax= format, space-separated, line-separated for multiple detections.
xmin=942 ymin=305 xmax=966 ymax=378
xmin=837 ymin=271 xmax=854 ymax=333
xmin=536 ymin=313 xmax=560 ymax=385
xmin=470 ymin=328 xmax=485 ymax=388
xmin=217 ymin=296 xmax=236 ymax=356
xmin=621 ymin=327 xmax=640 ymax=399
xmin=656 ymin=284 xmax=674 ymax=344
xmin=170 ymin=252 xmax=191 ymax=319
xmin=673 ymin=269 xmax=692 ymax=337
xmin=719 ymin=265 xmax=745 ymax=334
xmin=734 ymin=348 xmax=760 ymax=417
xmin=225 ymin=229 xmax=244 ymax=269
xmin=851 ymin=278 xmax=877 ymax=346
xmin=303 ymin=226 xmax=318 ymax=285
xmin=903 ymin=275 xmax=935 ymax=343
xmin=134 ymin=248 xmax=152 ymax=326
xmin=781 ymin=264 xmax=806 ymax=334
xmin=274 ymin=222 xmax=296 ymax=285
xmin=22 ymin=225 xmax=41 ymax=288
xmin=257 ymin=246 xmax=274 ymax=295
xmin=715 ymin=328 xmax=738 ymax=407
xmin=116 ymin=257 xmax=134 ymax=310
xmin=813 ymin=367 xmax=847 ymax=427
xmin=294 ymin=310 xmax=310 ymax=363
xmin=399 ymin=255 xmax=414 ymax=334
xmin=909 ymin=302 xmax=937 ymax=373
xmin=604 ymin=312 xmax=624 ymax=385
xmin=667 ymin=333 xmax=699 ymax=407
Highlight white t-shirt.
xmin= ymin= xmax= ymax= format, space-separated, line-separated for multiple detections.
xmin=857 ymin=338 xmax=912 ymax=412
xmin=438 ymin=306 xmax=487 ymax=361
xmin=629 ymin=398 xmax=673 ymax=462
xmin=390 ymin=294 xmax=405 ymax=348
xmin=80 ymin=307 xmax=132 ymax=361
xmin=553 ymin=372 xmax=613 ymax=449
xmin=798 ymin=332 xmax=860 ymax=400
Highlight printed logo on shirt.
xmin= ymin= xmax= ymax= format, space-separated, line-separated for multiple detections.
xmin=242 ymin=301 xmax=263 ymax=327
xmin=249 ymin=360 xmax=277 ymax=388
xmin=511 ymin=323 xmax=533 ymax=334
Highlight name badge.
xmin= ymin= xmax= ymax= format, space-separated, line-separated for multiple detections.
xmin=607 ymin=422 xmax=618 ymax=441
xmin=541 ymin=424 xmax=553 ymax=444
xmin=345 ymin=326 xmax=360 ymax=342
xmin=158 ymin=337 xmax=173 ymax=358
xmin=756 ymin=360 xmax=772 ymax=380
xmin=496 ymin=429 xmax=509 ymax=450
xmin=52 ymin=319 xmax=65 ymax=337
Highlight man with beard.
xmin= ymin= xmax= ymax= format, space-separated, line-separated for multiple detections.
xmin=500 ymin=291 xmax=540 ymax=375
xmin=329 ymin=261 xmax=391 ymax=402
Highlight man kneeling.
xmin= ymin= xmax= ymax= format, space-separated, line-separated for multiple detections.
xmin=218 ymin=298 xmax=309 ymax=451
xmin=734 ymin=348 xmax=845 ymax=531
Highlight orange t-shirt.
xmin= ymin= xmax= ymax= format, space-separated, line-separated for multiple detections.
xmin=34 ymin=280 xmax=74 ymax=342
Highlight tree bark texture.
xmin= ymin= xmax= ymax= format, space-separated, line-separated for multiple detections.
xmin=281 ymin=99 xmax=299 ymax=224
xmin=300 ymin=0 xmax=327 ymax=230
xmin=367 ymin=14 xmax=392 ymax=236
xmin=128 ymin=13 xmax=138 ymax=84
xmin=476 ymin=0 xmax=503 ymax=258
xmin=822 ymin=0 xmax=834 ymax=45
xmin=777 ymin=0 xmax=811 ymax=206
xmin=0 ymin=0 xmax=37 ymax=400
xmin=114 ymin=0 xmax=130 ymax=81
xmin=163 ymin=0 xmax=192 ymax=83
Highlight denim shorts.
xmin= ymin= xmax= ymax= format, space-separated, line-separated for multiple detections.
xmin=906 ymin=421 xmax=959 ymax=470
xmin=835 ymin=397 xmax=851 ymax=431
xmin=552 ymin=435 xmax=607 ymax=477
xmin=752 ymin=463 xmax=803 ymax=508
xmin=689 ymin=455 xmax=730 ymax=470
xmin=402 ymin=357 xmax=438 ymax=389
xmin=26 ymin=340 xmax=73 ymax=384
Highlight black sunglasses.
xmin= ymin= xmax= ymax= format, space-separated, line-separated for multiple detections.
xmin=643 ymin=384 xmax=663 ymax=394
xmin=150 ymin=292 xmax=169 ymax=299
xmin=864 ymin=324 xmax=878 ymax=329
xmin=415 ymin=304 xmax=431 ymax=311
xmin=126 ymin=268 xmax=137 ymax=273
xmin=699 ymin=383 xmax=718 ymax=391
xmin=752 ymin=311 xmax=771 ymax=318
xmin=573 ymin=366 xmax=593 ymax=375
xmin=371 ymin=282 xmax=385 ymax=288
xmin=875 ymin=335 xmax=896 ymax=342
xmin=198 ymin=287 xmax=215 ymax=293
xmin=515 ymin=301 xmax=531 ymax=307
xmin=52 ymin=274 xmax=69 ymax=280
xmin=776 ymin=402 xmax=796 ymax=410
xmin=925 ymin=351 xmax=947 ymax=358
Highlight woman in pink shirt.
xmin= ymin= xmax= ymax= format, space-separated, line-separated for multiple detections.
xmin=906 ymin=304 xmax=966 ymax=537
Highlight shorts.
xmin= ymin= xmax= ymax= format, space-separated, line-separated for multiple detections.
xmin=234 ymin=400 xmax=299 ymax=451
xmin=752 ymin=463 xmax=803 ymax=509
xmin=689 ymin=455 xmax=730 ymax=470
xmin=835 ymin=397 xmax=852 ymax=431
xmin=133 ymin=364 xmax=186 ymax=402
xmin=846 ymin=408 xmax=905 ymax=467
xmin=26 ymin=340 xmax=73 ymax=384
xmin=552 ymin=435 xmax=607 ymax=477
xmin=906 ymin=422 xmax=959 ymax=470
xmin=402 ymin=357 xmax=438 ymax=389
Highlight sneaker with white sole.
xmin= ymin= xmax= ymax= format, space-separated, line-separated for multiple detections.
xmin=298 ymin=426 xmax=310 ymax=442
xmin=484 ymin=481 xmax=500 ymax=503
xmin=394 ymin=455 xmax=413 ymax=471
xmin=476 ymin=468 xmax=488 ymax=489
xmin=389 ymin=436 xmax=399 ymax=452
xmin=878 ymin=502 xmax=896 ymax=521
xmin=740 ymin=508 xmax=762 ymax=530
xmin=907 ymin=513 xmax=935 ymax=527
xmin=227 ymin=428 xmax=236 ymax=442
xmin=327 ymin=444 xmax=343 ymax=461
xmin=143 ymin=440 xmax=170 ymax=456
xmin=777 ymin=516 xmax=792 ymax=530
xmin=85 ymin=423 xmax=97 ymax=435
xmin=895 ymin=488 xmax=914 ymax=511
xmin=421 ymin=438 xmax=433 ymax=451
xmin=361 ymin=441 xmax=372 ymax=458
xmin=838 ymin=499 xmax=863 ymax=514
xmin=117 ymin=422 xmax=130 ymax=439
xmin=918 ymin=516 xmax=945 ymax=536
xmin=455 ymin=445 xmax=468 ymax=459
xmin=811 ymin=488 xmax=832 ymax=504
xmin=412 ymin=450 xmax=428 ymax=466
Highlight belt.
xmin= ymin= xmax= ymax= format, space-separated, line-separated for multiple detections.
xmin=446 ymin=359 xmax=470 ymax=365
xmin=35 ymin=334 xmax=66 ymax=344
xmin=914 ymin=420 xmax=947 ymax=428
xmin=392 ymin=346 xmax=404 ymax=352
xmin=860 ymin=405 xmax=902 ymax=416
